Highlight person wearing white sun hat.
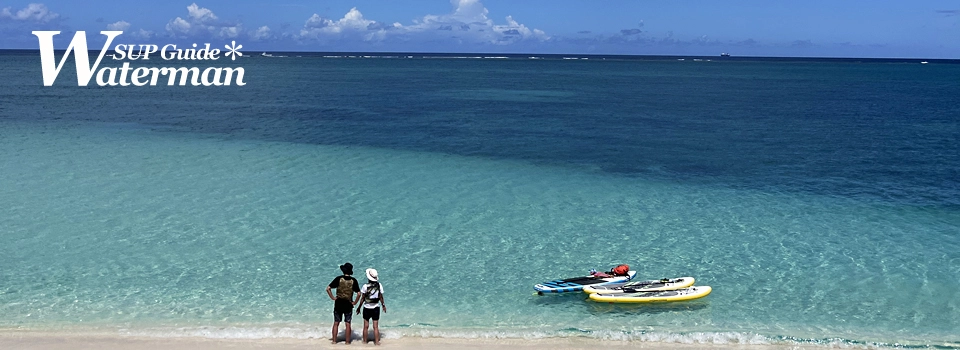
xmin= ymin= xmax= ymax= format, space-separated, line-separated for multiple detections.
xmin=356 ymin=268 xmax=386 ymax=345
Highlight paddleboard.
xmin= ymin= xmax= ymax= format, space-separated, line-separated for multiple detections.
xmin=582 ymin=277 xmax=695 ymax=294
xmin=534 ymin=271 xmax=637 ymax=294
xmin=588 ymin=286 xmax=712 ymax=303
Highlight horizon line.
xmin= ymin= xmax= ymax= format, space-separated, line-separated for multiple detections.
xmin=0 ymin=48 xmax=954 ymax=62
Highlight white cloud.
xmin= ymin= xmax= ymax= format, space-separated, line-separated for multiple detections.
xmin=106 ymin=20 xmax=130 ymax=31
xmin=0 ymin=3 xmax=60 ymax=23
xmin=250 ymin=25 xmax=271 ymax=41
xmin=297 ymin=0 xmax=547 ymax=46
xmin=133 ymin=28 xmax=154 ymax=39
xmin=165 ymin=3 xmax=241 ymax=39
xmin=451 ymin=0 xmax=486 ymax=19
xmin=186 ymin=3 xmax=217 ymax=23
xmin=299 ymin=7 xmax=394 ymax=41
xmin=404 ymin=0 xmax=548 ymax=44
xmin=219 ymin=26 xmax=240 ymax=38
xmin=166 ymin=17 xmax=191 ymax=35
xmin=218 ymin=25 xmax=243 ymax=39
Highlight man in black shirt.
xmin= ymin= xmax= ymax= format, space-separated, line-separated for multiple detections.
xmin=326 ymin=262 xmax=361 ymax=344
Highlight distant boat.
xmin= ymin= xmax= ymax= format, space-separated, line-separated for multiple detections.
xmin=920 ymin=61 xmax=929 ymax=64
xmin=720 ymin=52 xmax=731 ymax=57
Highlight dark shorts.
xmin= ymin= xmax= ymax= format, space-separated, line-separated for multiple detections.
xmin=362 ymin=307 xmax=380 ymax=321
xmin=333 ymin=299 xmax=353 ymax=323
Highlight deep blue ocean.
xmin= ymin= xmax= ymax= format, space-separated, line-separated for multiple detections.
xmin=1 ymin=51 xmax=959 ymax=348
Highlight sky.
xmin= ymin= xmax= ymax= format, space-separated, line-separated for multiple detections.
xmin=1 ymin=0 xmax=958 ymax=58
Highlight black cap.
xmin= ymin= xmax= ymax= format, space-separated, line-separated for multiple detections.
xmin=340 ymin=262 xmax=354 ymax=275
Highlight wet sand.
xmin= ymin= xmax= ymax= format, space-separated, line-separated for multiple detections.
xmin=0 ymin=331 xmax=824 ymax=350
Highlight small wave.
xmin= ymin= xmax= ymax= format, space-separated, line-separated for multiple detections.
xmin=402 ymin=329 xmax=787 ymax=345
xmin=115 ymin=326 xmax=948 ymax=349
xmin=121 ymin=326 xmax=328 ymax=340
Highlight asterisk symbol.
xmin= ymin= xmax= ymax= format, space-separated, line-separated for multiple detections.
xmin=224 ymin=41 xmax=243 ymax=60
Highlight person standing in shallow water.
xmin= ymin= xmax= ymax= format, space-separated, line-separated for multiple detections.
xmin=356 ymin=268 xmax=386 ymax=345
xmin=327 ymin=262 xmax=361 ymax=344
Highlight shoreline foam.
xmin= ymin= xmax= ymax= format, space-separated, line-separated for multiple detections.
xmin=3 ymin=327 xmax=955 ymax=349
xmin=0 ymin=330 xmax=854 ymax=350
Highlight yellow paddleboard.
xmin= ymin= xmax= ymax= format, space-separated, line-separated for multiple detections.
xmin=582 ymin=277 xmax=695 ymax=294
xmin=588 ymin=286 xmax=712 ymax=303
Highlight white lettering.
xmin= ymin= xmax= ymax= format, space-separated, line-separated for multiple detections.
xmin=162 ymin=67 xmax=200 ymax=86
xmin=161 ymin=44 xmax=177 ymax=60
xmin=130 ymin=67 xmax=150 ymax=86
xmin=200 ymin=67 xmax=219 ymax=86
xmin=32 ymin=30 xmax=123 ymax=86
xmin=117 ymin=62 xmax=132 ymax=86
xmin=221 ymin=67 xmax=245 ymax=86
xmin=36 ymin=32 xmax=245 ymax=87
xmin=95 ymin=66 xmax=118 ymax=86
xmin=113 ymin=44 xmax=127 ymax=60
xmin=196 ymin=44 xmax=212 ymax=61
xmin=141 ymin=45 xmax=158 ymax=60
xmin=177 ymin=48 xmax=192 ymax=60
xmin=126 ymin=45 xmax=140 ymax=60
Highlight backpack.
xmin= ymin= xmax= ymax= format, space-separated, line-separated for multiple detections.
xmin=363 ymin=282 xmax=381 ymax=304
xmin=336 ymin=276 xmax=354 ymax=299
xmin=612 ymin=264 xmax=630 ymax=276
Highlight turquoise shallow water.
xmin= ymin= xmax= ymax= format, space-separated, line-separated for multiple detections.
xmin=1 ymin=54 xmax=960 ymax=347
xmin=1 ymin=122 xmax=958 ymax=347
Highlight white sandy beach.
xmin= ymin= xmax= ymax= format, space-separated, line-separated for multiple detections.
xmin=0 ymin=331 xmax=829 ymax=350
